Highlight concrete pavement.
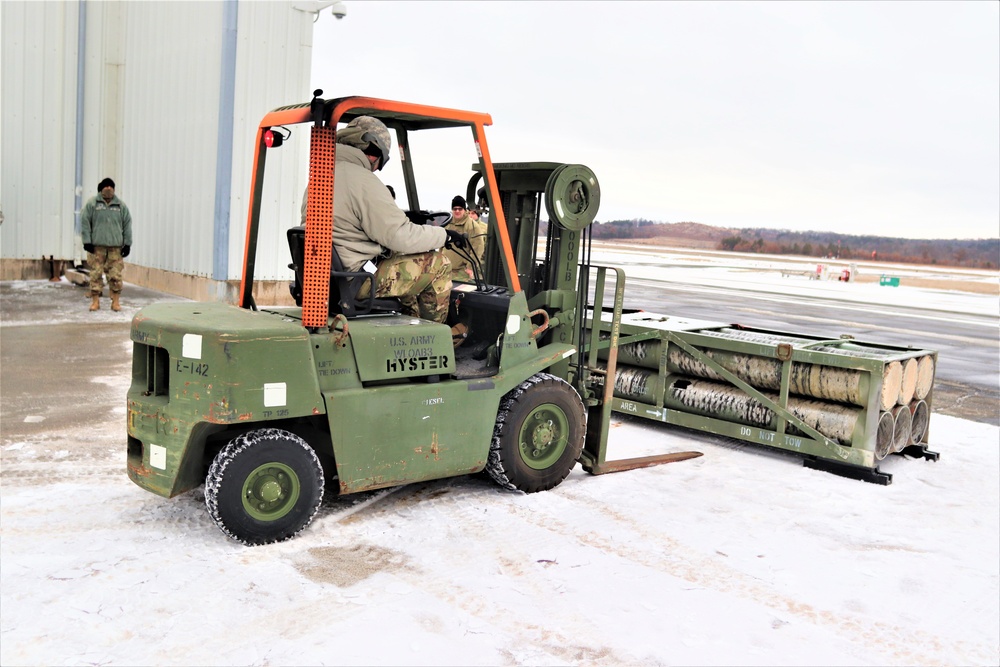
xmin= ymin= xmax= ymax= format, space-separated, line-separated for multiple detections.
xmin=1 ymin=279 xmax=188 ymax=452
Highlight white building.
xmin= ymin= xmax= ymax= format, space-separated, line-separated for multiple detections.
xmin=1 ymin=0 xmax=317 ymax=302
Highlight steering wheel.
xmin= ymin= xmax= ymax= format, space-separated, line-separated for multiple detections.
xmin=405 ymin=210 xmax=453 ymax=227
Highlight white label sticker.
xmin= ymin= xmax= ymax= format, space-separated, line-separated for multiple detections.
xmin=149 ymin=444 xmax=167 ymax=470
xmin=182 ymin=334 xmax=202 ymax=359
xmin=506 ymin=315 xmax=521 ymax=335
xmin=264 ymin=382 xmax=287 ymax=407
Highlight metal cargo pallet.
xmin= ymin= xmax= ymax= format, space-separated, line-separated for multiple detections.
xmin=585 ymin=310 xmax=939 ymax=484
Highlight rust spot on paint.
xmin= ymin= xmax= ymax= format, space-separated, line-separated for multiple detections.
xmin=238 ymin=413 xmax=253 ymax=421
xmin=313 ymin=407 xmax=321 ymax=415
xmin=127 ymin=462 xmax=152 ymax=478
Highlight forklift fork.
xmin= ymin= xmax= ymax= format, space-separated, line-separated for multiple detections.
xmin=577 ymin=266 xmax=702 ymax=474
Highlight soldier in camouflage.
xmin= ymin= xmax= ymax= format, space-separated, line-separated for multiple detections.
xmin=443 ymin=195 xmax=487 ymax=283
xmin=81 ymin=178 xmax=132 ymax=312
xmin=302 ymin=116 xmax=468 ymax=323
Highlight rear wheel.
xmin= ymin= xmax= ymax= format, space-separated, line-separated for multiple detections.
xmin=487 ymin=373 xmax=586 ymax=493
xmin=205 ymin=428 xmax=324 ymax=545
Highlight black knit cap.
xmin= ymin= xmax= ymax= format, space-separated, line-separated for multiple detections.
xmin=98 ymin=178 xmax=115 ymax=192
xmin=451 ymin=195 xmax=466 ymax=209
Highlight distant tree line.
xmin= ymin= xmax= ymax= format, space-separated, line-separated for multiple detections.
xmin=584 ymin=219 xmax=998 ymax=269
xmin=589 ymin=219 xmax=664 ymax=240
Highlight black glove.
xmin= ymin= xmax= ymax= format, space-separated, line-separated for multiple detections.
xmin=445 ymin=229 xmax=468 ymax=249
xmin=83 ymin=243 xmax=95 ymax=253
xmin=121 ymin=245 xmax=131 ymax=258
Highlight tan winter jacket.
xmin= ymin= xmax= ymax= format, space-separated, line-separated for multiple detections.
xmin=443 ymin=212 xmax=487 ymax=282
xmin=301 ymin=144 xmax=447 ymax=272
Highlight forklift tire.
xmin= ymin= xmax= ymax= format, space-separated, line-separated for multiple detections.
xmin=205 ymin=428 xmax=324 ymax=546
xmin=487 ymin=373 xmax=586 ymax=493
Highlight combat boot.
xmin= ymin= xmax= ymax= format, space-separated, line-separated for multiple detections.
xmin=111 ymin=292 xmax=121 ymax=312
xmin=89 ymin=294 xmax=100 ymax=311
xmin=451 ymin=322 xmax=468 ymax=348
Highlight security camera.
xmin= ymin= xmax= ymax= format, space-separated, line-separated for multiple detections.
xmin=291 ymin=1 xmax=346 ymax=20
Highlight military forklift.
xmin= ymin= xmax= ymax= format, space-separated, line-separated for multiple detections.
xmin=127 ymin=93 xmax=940 ymax=545
xmin=126 ymin=92 xmax=688 ymax=545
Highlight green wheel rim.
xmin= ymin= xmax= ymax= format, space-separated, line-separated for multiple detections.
xmin=241 ymin=462 xmax=301 ymax=522
xmin=518 ymin=403 xmax=570 ymax=470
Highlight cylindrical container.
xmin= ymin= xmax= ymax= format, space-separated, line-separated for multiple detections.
xmin=780 ymin=395 xmax=868 ymax=446
xmin=875 ymin=411 xmax=895 ymax=461
xmin=610 ymin=365 xmax=660 ymax=404
xmin=614 ymin=338 xmax=663 ymax=369
xmin=601 ymin=332 xmax=911 ymax=413
xmin=891 ymin=405 xmax=912 ymax=453
xmin=914 ymin=356 xmax=935 ymax=400
xmin=880 ymin=361 xmax=903 ymax=414
xmin=909 ymin=399 xmax=929 ymax=445
xmin=607 ymin=338 xmax=888 ymax=410
xmin=607 ymin=369 xmax=865 ymax=446
xmin=665 ymin=346 xmax=874 ymax=408
xmin=898 ymin=358 xmax=918 ymax=405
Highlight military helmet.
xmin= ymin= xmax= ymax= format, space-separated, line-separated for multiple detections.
xmin=342 ymin=116 xmax=392 ymax=171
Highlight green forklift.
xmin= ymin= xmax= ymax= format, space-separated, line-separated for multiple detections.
xmin=126 ymin=92 xmax=686 ymax=545
xmin=127 ymin=93 xmax=940 ymax=545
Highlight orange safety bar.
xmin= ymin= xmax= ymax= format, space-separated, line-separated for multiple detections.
xmin=300 ymin=127 xmax=336 ymax=328
xmin=470 ymin=121 xmax=519 ymax=293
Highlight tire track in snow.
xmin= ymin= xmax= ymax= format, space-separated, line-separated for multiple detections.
xmin=521 ymin=487 xmax=987 ymax=666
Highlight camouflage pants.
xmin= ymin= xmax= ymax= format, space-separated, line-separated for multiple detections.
xmin=371 ymin=251 xmax=452 ymax=323
xmin=89 ymin=246 xmax=124 ymax=295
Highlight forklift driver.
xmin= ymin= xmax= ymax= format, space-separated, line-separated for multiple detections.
xmin=300 ymin=116 xmax=468 ymax=323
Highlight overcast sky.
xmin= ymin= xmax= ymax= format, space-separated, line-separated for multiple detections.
xmin=311 ymin=1 xmax=999 ymax=240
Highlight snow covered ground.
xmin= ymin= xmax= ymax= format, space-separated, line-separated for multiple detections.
xmin=2 ymin=414 xmax=997 ymax=666
xmin=1 ymin=266 xmax=998 ymax=666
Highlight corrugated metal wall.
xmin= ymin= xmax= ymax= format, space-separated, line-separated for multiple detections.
xmin=230 ymin=0 xmax=312 ymax=282
xmin=0 ymin=1 xmax=79 ymax=261
xmin=1 ymin=0 xmax=312 ymax=282
xmin=119 ymin=2 xmax=223 ymax=277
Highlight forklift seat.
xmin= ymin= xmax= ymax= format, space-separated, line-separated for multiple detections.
xmin=286 ymin=225 xmax=400 ymax=318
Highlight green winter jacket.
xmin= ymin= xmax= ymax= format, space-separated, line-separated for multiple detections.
xmin=82 ymin=195 xmax=132 ymax=247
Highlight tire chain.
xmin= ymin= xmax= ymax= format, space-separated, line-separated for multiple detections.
xmin=205 ymin=428 xmax=324 ymax=546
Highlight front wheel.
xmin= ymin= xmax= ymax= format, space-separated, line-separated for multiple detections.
xmin=487 ymin=373 xmax=586 ymax=493
xmin=205 ymin=428 xmax=324 ymax=545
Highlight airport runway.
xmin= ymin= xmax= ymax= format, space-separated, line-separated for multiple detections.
xmin=589 ymin=247 xmax=999 ymax=426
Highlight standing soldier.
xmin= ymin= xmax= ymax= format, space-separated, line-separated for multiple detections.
xmin=443 ymin=196 xmax=487 ymax=283
xmin=81 ymin=178 xmax=132 ymax=312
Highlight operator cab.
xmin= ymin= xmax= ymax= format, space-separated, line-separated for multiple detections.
xmin=285 ymin=219 xmax=510 ymax=380
xmin=253 ymin=96 xmax=598 ymax=383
